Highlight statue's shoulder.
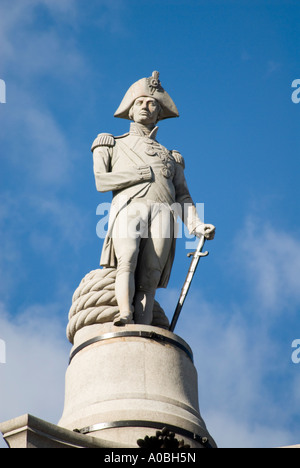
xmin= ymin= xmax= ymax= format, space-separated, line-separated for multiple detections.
xmin=171 ymin=150 xmax=185 ymax=169
xmin=91 ymin=133 xmax=116 ymax=151
xmin=91 ymin=132 xmax=130 ymax=152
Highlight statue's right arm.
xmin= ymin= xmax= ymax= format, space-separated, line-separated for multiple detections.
xmin=91 ymin=134 xmax=152 ymax=193
xmin=93 ymin=149 xmax=152 ymax=192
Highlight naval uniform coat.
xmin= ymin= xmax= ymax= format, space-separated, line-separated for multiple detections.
xmin=92 ymin=123 xmax=203 ymax=288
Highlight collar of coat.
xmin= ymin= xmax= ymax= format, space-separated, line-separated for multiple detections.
xmin=129 ymin=122 xmax=159 ymax=140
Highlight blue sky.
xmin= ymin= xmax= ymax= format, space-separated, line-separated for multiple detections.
xmin=0 ymin=0 xmax=300 ymax=448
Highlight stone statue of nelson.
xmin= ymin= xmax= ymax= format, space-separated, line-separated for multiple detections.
xmin=91 ymin=71 xmax=215 ymax=326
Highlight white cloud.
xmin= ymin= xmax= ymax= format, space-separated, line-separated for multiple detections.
xmin=235 ymin=217 xmax=300 ymax=312
xmin=265 ymin=60 xmax=282 ymax=77
xmin=0 ymin=302 xmax=70 ymax=448
xmin=0 ymin=0 xmax=78 ymax=67
xmin=5 ymin=96 xmax=73 ymax=187
xmin=0 ymin=193 xmax=24 ymax=300
xmin=28 ymin=194 xmax=90 ymax=252
xmin=1 ymin=216 xmax=299 ymax=448
xmin=206 ymin=411 xmax=296 ymax=449
xmin=0 ymin=0 xmax=125 ymax=77
xmin=164 ymin=288 xmax=299 ymax=448
xmin=92 ymin=0 xmax=128 ymax=35
xmin=0 ymin=0 xmax=88 ymax=190
xmin=0 ymin=189 xmax=90 ymax=306
xmin=0 ymin=2 xmax=298 ymax=449
xmin=158 ymin=217 xmax=300 ymax=448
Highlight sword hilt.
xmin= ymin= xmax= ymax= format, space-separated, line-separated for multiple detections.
xmin=187 ymin=250 xmax=209 ymax=258
xmin=187 ymin=234 xmax=209 ymax=257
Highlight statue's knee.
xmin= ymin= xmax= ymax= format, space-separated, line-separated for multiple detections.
xmin=116 ymin=261 xmax=136 ymax=275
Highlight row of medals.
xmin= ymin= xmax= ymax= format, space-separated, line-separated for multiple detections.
xmin=143 ymin=137 xmax=175 ymax=179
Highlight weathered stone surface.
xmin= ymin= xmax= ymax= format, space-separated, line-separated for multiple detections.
xmin=91 ymin=71 xmax=215 ymax=327
xmin=67 ymin=268 xmax=169 ymax=343
xmin=0 ymin=414 xmax=131 ymax=448
xmin=58 ymin=323 xmax=217 ymax=448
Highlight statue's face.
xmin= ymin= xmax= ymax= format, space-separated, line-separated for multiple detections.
xmin=131 ymin=96 xmax=160 ymax=125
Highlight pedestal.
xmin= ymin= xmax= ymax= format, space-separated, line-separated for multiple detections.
xmin=58 ymin=324 xmax=216 ymax=448
xmin=0 ymin=414 xmax=132 ymax=448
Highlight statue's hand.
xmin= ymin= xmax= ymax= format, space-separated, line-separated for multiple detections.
xmin=194 ymin=223 xmax=216 ymax=240
xmin=137 ymin=165 xmax=153 ymax=181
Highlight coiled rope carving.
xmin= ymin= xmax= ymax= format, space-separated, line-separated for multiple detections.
xmin=67 ymin=267 xmax=169 ymax=343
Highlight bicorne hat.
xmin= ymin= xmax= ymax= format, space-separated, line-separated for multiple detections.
xmin=114 ymin=71 xmax=179 ymax=121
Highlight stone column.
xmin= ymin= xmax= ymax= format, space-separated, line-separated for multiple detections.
xmin=58 ymin=323 xmax=216 ymax=448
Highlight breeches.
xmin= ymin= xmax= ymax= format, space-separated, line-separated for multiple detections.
xmin=112 ymin=200 xmax=174 ymax=292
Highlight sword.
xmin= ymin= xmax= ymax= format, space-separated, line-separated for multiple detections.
xmin=169 ymin=235 xmax=209 ymax=333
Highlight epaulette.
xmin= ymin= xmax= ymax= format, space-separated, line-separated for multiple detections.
xmin=171 ymin=150 xmax=185 ymax=169
xmin=91 ymin=133 xmax=115 ymax=152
